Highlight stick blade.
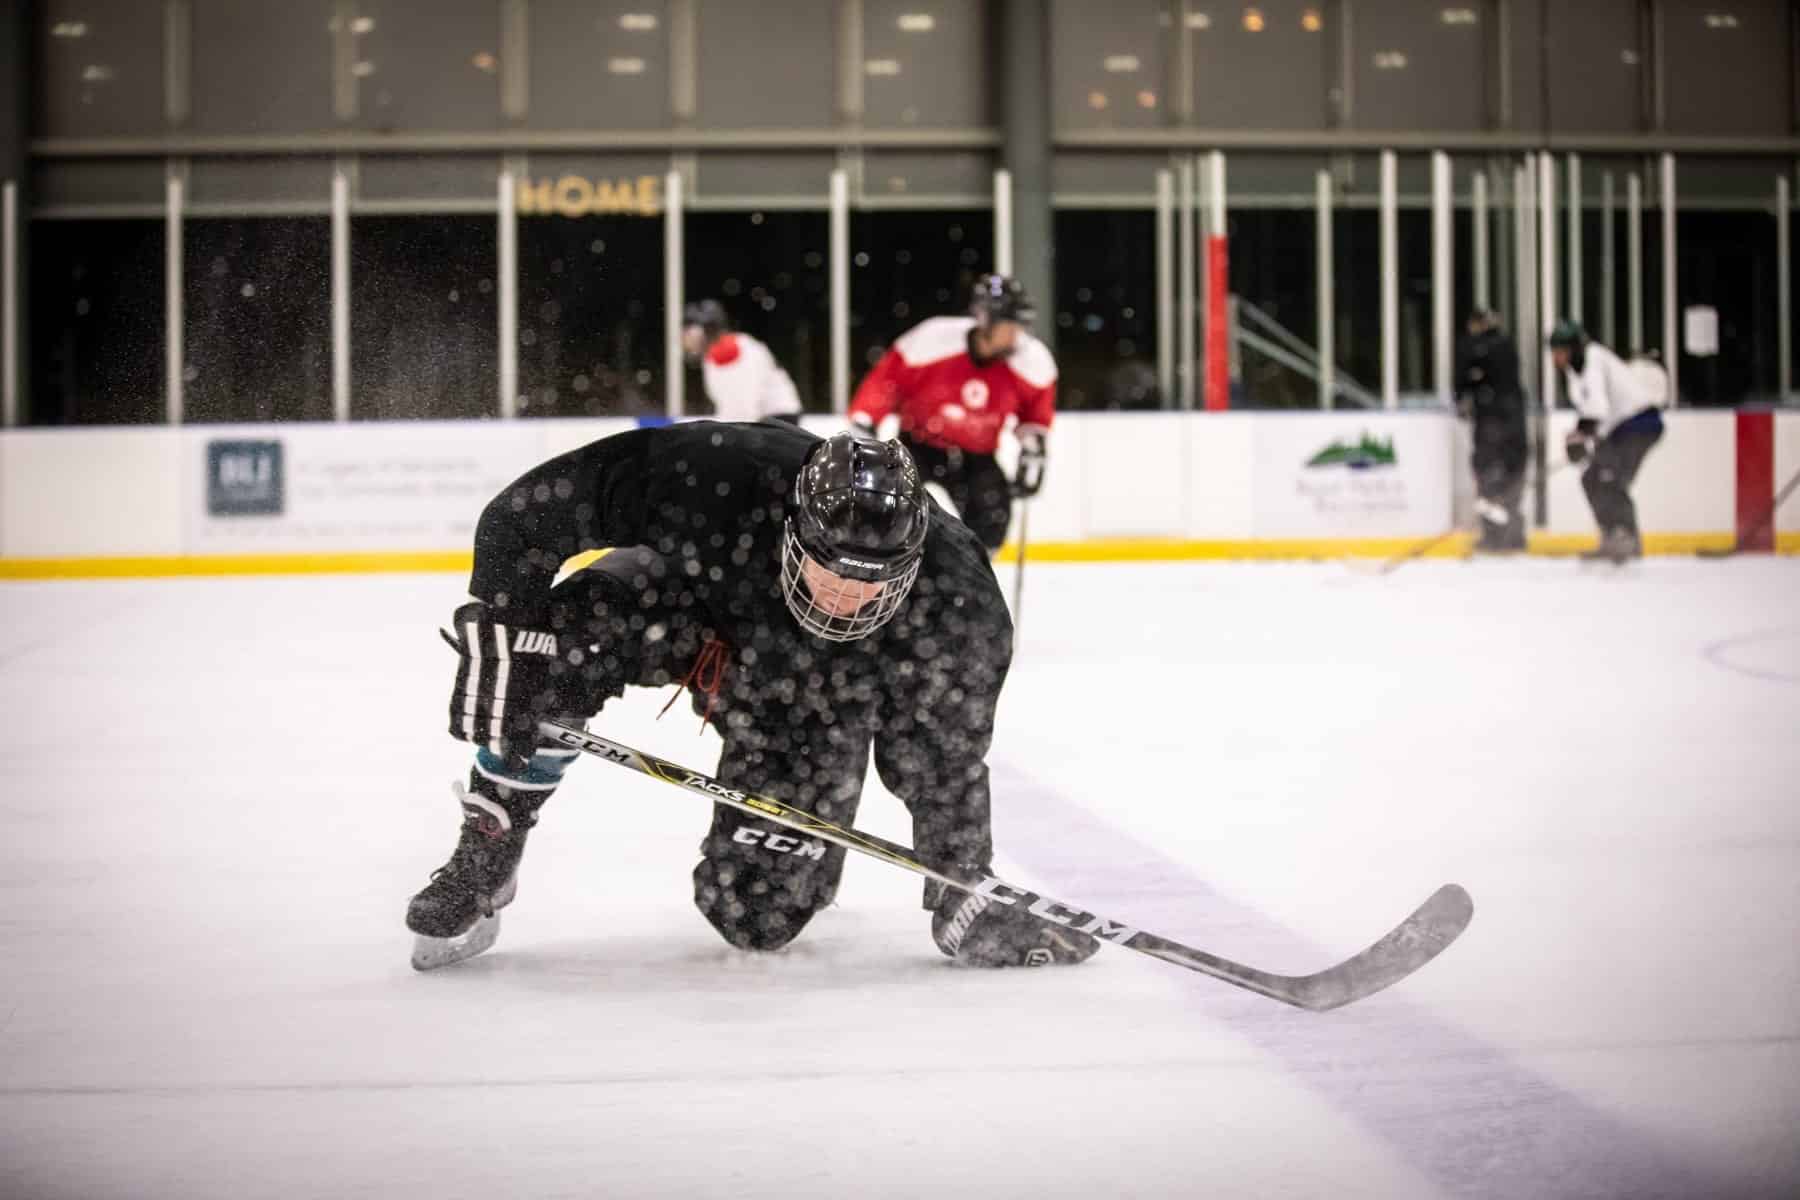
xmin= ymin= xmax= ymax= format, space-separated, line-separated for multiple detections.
xmin=1284 ymin=883 xmax=1474 ymax=1012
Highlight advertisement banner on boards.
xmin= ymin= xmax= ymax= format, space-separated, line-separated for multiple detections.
xmin=1250 ymin=415 xmax=1454 ymax=539
xmin=185 ymin=423 xmax=548 ymax=554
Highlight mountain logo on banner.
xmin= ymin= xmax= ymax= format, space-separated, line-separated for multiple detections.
xmin=1305 ymin=433 xmax=1396 ymax=471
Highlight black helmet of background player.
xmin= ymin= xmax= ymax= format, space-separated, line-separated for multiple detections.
xmin=1466 ymin=308 xmax=1501 ymax=337
xmin=967 ymin=273 xmax=1035 ymax=360
xmin=1548 ymin=320 xmax=1587 ymax=373
xmin=781 ymin=432 xmax=929 ymax=642
xmin=681 ymin=299 xmax=730 ymax=363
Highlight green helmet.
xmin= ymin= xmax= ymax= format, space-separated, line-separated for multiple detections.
xmin=1547 ymin=320 xmax=1586 ymax=351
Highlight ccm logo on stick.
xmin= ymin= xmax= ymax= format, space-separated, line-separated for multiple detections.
xmin=731 ymin=827 xmax=828 ymax=860
xmin=972 ymin=877 xmax=1138 ymax=942
xmin=543 ymin=727 xmax=630 ymax=764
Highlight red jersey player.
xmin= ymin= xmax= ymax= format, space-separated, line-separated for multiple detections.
xmin=849 ymin=274 xmax=1056 ymax=554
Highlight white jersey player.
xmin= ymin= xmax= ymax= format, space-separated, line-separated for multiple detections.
xmin=1549 ymin=321 xmax=1666 ymax=562
xmin=681 ymin=300 xmax=803 ymax=424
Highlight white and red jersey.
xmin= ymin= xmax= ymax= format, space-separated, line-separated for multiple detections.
xmin=849 ymin=316 xmax=1057 ymax=455
xmin=701 ymin=332 xmax=802 ymax=422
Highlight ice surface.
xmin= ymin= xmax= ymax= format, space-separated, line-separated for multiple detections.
xmin=2 ymin=558 xmax=1797 ymax=1198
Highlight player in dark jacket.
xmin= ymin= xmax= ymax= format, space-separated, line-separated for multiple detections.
xmin=1454 ymin=310 xmax=1529 ymax=552
xmin=407 ymin=422 xmax=1098 ymax=971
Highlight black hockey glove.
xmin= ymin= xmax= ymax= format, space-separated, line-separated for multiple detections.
xmin=926 ymin=869 xmax=1100 ymax=967
xmin=442 ymin=600 xmax=587 ymax=770
xmin=1565 ymin=419 xmax=1598 ymax=465
xmin=1010 ymin=430 xmax=1047 ymax=499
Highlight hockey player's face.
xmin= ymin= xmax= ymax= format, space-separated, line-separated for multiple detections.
xmin=974 ymin=320 xmax=1022 ymax=359
xmin=681 ymin=326 xmax=708 ymax=360
xmin=798 ymin=556 xmax=888 ymax=617
xmin=1551 ymin=346 xmax=1570 ymax=371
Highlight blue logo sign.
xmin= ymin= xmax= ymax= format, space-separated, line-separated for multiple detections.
xmin=207 ymin=440 xmax=284 ymax=516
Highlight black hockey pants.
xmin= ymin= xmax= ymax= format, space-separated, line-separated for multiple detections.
xmin=1471 ymin=419 xmax=1529 ymax=550
xmin=899 ymin=435 xmax=1013 ymax=555
xmin=1582 ymin=410 xmax=1665 ymax=540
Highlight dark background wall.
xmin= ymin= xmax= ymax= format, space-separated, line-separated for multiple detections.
xmin=5 ymin=0 xmax=29 ymax=417
xmin=2 ymin=0 xmax=25 ymax=175
xmin=15 ymin=1 xmax=1800 ymax=419
xmin=23 ymin=1 xmax=1799 ymax=146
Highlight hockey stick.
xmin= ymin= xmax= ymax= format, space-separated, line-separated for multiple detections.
xmin=1010 ymin=499 xmax=1030 ymax=630
xmin=1357 ymin=522 xmax=1475 ymax=576
xmin=538 ymin=719 xmax=1474 ymax=1011
xmin=1353 ymin=456 xmax=1577 ymax=576
xmin=1698 ymin=465 xmax=1800 ymax=558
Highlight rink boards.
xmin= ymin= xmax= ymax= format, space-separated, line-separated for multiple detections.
xmin=1 ymin=409 xmax=1796 ymax=576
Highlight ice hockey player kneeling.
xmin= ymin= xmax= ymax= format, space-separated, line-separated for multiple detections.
xmin=407 ymin=422 xmax=1100 ymax=972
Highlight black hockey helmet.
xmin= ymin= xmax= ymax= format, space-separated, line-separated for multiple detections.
xmin=682 ymin=299 xmax=730 ymax=339
xmin=780 ymin=432 xmax=929 ymax=641
xmin=969 ymin=273 xmax=1036 ymax=328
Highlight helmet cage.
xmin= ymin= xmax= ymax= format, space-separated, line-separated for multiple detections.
xmin=780 ymin=525 xmax=920 ymax=642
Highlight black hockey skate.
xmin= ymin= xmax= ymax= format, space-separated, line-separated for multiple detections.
xmin=407 ymin=782 xmax=531 ymax=970
xmin=1581 ymin=527 xmax=1641 ymax=565
xmin=1473 ymin=501 xmax=1527 ymax=554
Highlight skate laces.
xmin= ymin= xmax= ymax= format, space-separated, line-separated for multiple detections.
xmin=659 ymin=636 xmax=731 ymax=731
xmin=430 ymin=819 xmax=499 ymax=886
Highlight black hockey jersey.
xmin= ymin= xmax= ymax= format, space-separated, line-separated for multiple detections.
xmin=467 ymin=420 xmax=1013 ymax=866
xmin=1455 ymin=328 xmax=1526 ymax=427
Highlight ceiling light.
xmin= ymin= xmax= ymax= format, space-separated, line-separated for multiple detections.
xmin=1372 ymin=51 xmax=1408 ymax=70
xmin=1103 ymin=54 xmax=1140 ymax=73
xmin=1440 ymin=7 xmax=1478 ymax=25
xmin=865 ymin=58 xmax=901 ymax=76
xmin=1185 ymin=11 xmax=1212 ymax=30
xmin=1301 ymin=9 xmax=1322 ymax=32
xmin=1087 ymin=90 xmax=1109 ymax=110
xmin=470 ymin=51 xmax=497 ymax=72
xmin=618 ymin=13 xmax=658 ymax=31
xmin=50 ymin=21 xmax=88 ymax=38
xmin=351 ymin=60 xmax=375 ymax=77
xmin=897 ymin=13 xmax=935 ymax=33
xmin=608 ymin=57 xmax=647 ymax=75
xmin=80 ymin=64 xmax=113 ymax=82
xmin=1137 ymin=90 xmax=1157 ymax=108
xmin=1242 ymin=7 xmax=1264 ymax=32
xmin=1703 ymin=13 xmax=1739 ymax=29
xmin=350 ymin=16 xmax=374 ymax=34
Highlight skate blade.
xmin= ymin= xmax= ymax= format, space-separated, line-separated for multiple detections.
xmin=411 ymin=911 xmax=502 ymax=971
